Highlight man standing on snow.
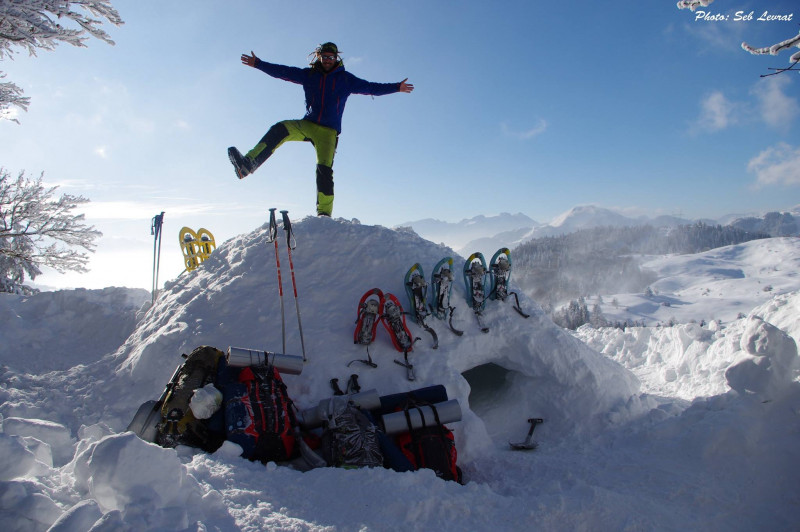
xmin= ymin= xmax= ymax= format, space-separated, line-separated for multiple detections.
xmin=228 ymin=42 xmax=414 ymax=217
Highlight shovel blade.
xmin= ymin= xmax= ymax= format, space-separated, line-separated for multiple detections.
xmin=509 ymin=440 xmax=538 ymax=451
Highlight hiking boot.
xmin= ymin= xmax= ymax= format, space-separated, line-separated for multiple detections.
xmin=227 ymin=147 xmax=253 ymax=179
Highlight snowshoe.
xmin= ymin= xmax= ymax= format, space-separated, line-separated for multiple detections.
xmin=489 ymin=248 xmax=530 ymax=319
xmin=196 ymin=228 xmax=216 ymax=262
xmin=350 ymin=288 xmax=384 ymax=368
xmin=463 ymin=253 xmax=490 ymax=332
xmin=405 ymin=263 xmax=438 ymax=348
xmin=382 ymin=293 xmax=415 ymax=353
xmin=180 ymin=227 xmax=200 ymax=271
xmin=429 ymin=257 xmax=463 ymax=336
xmin=354 ymin=288 xmax=384 ymax=346
xmin=382 ymin=293 xmax=418 ymax=380
xmin=489 ymin=248 xmax=512 ymax=302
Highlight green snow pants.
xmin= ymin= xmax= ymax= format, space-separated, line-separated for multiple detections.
xmin=246 ymin=119 xmax=338 ymax=217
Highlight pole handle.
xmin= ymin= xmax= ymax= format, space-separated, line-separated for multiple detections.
xmin=268 ymin=208 xmax=278 ymax=242
xmin=280 ymin=210 xmax=297 ymax=249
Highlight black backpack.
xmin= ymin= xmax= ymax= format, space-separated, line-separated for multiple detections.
xmin=157 ymin=346 xmax=226 ymax=452
xmin=320 ymin=396 xmax=384 ymax=469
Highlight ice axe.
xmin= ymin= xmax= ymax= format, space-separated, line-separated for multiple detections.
xmin=509 ymin=418 xmax=544 ymax=450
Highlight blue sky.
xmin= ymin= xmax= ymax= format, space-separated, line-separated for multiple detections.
xmin=1 ymin=0 xmax=798 ymax=290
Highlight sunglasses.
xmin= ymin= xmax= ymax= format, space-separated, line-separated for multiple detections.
xmin=320 ymin=54 xmax=337 ymax=61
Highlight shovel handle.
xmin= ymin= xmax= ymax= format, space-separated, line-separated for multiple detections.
xmin=525 ymin=418 xmax=544 ymax=436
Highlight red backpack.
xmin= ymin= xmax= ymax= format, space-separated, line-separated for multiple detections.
xmin=394 ymin=400 xmax=462 ymax=483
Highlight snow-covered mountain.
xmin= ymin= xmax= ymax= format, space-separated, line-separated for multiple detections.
xmin=397 ymin=212 xmax=539 ymax=251
xmin=1 ymin=217 xmax=798 ymax=531
xmin=407 ymin=206 xmax=693 ymax=257
xmin=728 ymin=211 xmax=799 ymax=237
xmin=406 ymin=205 xmax=798 ymax=259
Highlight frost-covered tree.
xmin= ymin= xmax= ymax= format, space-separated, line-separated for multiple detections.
xmin=676 ymin=0 xmax=800 ymax=76
xmin=0 ymin=0 xmax=123 ymax=121
xmin=0 ymin=168 xmax=101 ymax=293
xmin=742 ymin=31 xmax=800 ymax=77
xmin=590 ymin=303 xmax=608 ymax=328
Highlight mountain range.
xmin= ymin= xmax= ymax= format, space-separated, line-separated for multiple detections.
xmin=401 ymin=205 xmax=800 ymax=257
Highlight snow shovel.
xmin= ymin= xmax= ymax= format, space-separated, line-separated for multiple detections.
xmin=509 ymin=418 xmax=543 ymax=450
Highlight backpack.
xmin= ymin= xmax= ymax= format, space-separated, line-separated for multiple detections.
xmin=223 ymin=364 xmax=298 ymax=463
xmin=157 ymin=346 xmax=226 ymax=452
xmin=320 ymin=396 xmax=383 ymax=469
xmin=394 ymin=400 xmax=462 ymax=483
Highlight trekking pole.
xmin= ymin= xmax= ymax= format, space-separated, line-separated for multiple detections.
xmin=281 ymin=210 xmax=307 ymax=361
xmin=268 ymin=209 xmax=286 ymax=354
xmin=150 ymin=212 xmax=165 ymax=304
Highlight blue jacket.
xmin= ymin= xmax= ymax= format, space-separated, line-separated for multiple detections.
xmin=254 ymin=59 xmax=400 ymax=134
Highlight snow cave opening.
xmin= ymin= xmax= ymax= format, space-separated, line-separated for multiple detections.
xmin=462 ymin=362 xmax=525 ymax=444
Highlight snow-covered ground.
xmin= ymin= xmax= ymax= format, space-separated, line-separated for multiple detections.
xmin=1 ymin=218 xmax=798 ymax=531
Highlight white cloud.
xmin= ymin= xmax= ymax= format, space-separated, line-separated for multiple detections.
xmin=747 ymin=143 xmax=800 ymax=186
xmin=751 ymin=76 xmax=799 ymax=130
xmin=502 ymin=118 xmax=547 ymax=140
xmin=694 ymin=90 xmax=737 ymax=132
xmin=77 ymin=200 xmax=252 ymax=220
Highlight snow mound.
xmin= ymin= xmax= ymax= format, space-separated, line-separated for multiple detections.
xmin=112 ymin=216 xmax=643 ymax=450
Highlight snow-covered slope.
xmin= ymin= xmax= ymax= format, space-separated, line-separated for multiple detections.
xmin=1 ymin=218 xmax=798 ymax=531
xmin=594 ymin=237 xmax=800 ymax=326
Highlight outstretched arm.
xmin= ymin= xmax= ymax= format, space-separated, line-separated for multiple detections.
xmin=240 ymin=51 xmax=307 ymax=84
xmin=399 ymin=78 xmax=414 ymax=93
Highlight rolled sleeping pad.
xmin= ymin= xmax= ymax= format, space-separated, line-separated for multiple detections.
xmin=382 ymin=399 xmax=462 ymax=435
xmin=378 ymin=384 xmax=449 ymax=415
xmin=226 ymin=346 xmax=304 ymax=375
xmin=299 ymin=388 xmax=381 ymax=429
